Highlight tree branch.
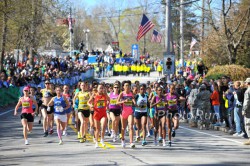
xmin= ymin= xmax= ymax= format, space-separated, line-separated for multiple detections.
xmin=233 ymin=8 xmax=250 ymax=49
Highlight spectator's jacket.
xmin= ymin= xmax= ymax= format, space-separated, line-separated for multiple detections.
xmin=243 ymin=87 xmax=250 ymax=118
xmin=210 ymin=90 xmax=220 ymax=106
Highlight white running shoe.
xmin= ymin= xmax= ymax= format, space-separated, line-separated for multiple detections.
xmin=25 ymin=140 xmax=29 ymax=145
xmin=95 ymin=142 xmax=98 ymax=148
xmin=113 ymin=134 xmax=117 ymax=142
xmin=100 ymin=139 xmax=106 ymax=147
xmin=93 ymin=138 xmax=96 ymax=143
xmin=59 ymin=140 xmax=63 ymax=145
xmin=121 ymin=140 xmax=126 ymax=148
xmin=62 ymin=130 xmax=67 ymax=136
xmin=130 ymin=143 xmax=135 ymax=148
xmin=163 ymin=140 xmax=166 ymax=147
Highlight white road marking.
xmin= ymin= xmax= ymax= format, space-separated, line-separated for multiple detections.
xmin=0 ymin=109 xmax=14 ymax=116
xmin=180 ymin=126 xmax=243 ymax=144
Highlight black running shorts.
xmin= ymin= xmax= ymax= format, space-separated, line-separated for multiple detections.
xmin=21 ymin=113 xmax=34 ymax=122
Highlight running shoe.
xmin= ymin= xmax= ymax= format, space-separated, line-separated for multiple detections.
xmin=113 ymin=135 xmax=117 ymax=142
xmin=62 ymin=130 xmax=67 ymax=136
xmin=130 ymin=143 xmax=135 ymax=148
xmin=133 ymin=125 xmax=138 ymax=131
xmin=142 ymin=140 xmax=147 ymax=146
xmin=38 ymin=120 xmax=41 ymax=124
xmin=49 ymin=129 xmax=54 ymax=135
xmin=135 ymin=136 xmax=140 ymax=142
xmin=83 ymin=135 xmax=86 ymax=142
xmin=121 ymin=140 xmax=126 ymax=148
xmin=172 ymin=130 xmax=176 ymax=137
xmin=168 ymin=141 xmax=172 ymax=147
xmin=163 ymin=140 xmax=166 ymax=147
xmin=59 ymin=140 xmax=63 ymax=145
xmin=107 ymin=132 xmax=111 ymax=137
xmin=95 ymin=142 xmax=98 ymax=148
xmin=79 ymin=138 xmax=84 ymax=143
xmin=100 ymin=139 xmax=106 ymax=147
xmin=154 ymin=139 xmax=158 ymax=146
xmin=93 ymin=138 xmax=97 ymax=143
xmin=25 ymin=140 xmax=29 ymax=145
xmin=158 ymin=137 xmax=163 ymax=143
xmin=77 ymin=132 xmax=81 ymax=139
xmin=119 ymin=134 xmax=122 ymax=139
xmin=43 ymin=131 xmax=48 ymax=137
xmin=146 ymin=133 xmax=151 ymax=138
xmin=140 ymin=132 xmax=143 ymax=138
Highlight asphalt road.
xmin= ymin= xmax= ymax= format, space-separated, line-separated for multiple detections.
xmin=0 ymin=73 xmax=249 ymax=166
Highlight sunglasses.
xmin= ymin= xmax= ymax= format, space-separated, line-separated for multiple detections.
xmin=114 ymin=87 xmax=119 ymax=89
xmin=45 ymin=83 xmax=50 ymax=84
xmin=24 ymin=90 xmax=29 ymax=92
xmin=140 ymin=88 xmax=145 ymax=90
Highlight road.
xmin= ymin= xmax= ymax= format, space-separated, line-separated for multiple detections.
xmin=0 ymin=72 xmax=249 ymax=166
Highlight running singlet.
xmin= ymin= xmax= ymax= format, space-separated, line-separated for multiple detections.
xmin=155 ymin=95 xmax=166 ymax=111
xmin=78 ymin=92 xmax=90 ymax=110
xmin=41 ymin=89 xmax=52 ymax=98
xmin=109 ymin=92 xmax=120 ymax=110
xmin=54 ymin=96 xmax=66 ymax=115
xmin=63 ymin=93 xmax=72 ymax=105
xmin=166 ymin=93 xmax=178 ymax=111
xmin=135 ymin=94 xmax=147 ymax=112
xmin=21 ymin=97 xmax=33 ymax=114
xmin=122 ymin=92 xmax=133 ymax=112
xmin=94 ymin=94 xmax=107 ymax=113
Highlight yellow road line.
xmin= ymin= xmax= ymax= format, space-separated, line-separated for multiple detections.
xmin=68 ymin=115 xmax=115 ymax=149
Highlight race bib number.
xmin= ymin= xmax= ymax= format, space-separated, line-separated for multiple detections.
xmin=79 ymin=100 xmax=88 ymax=108
xmin=22 ymin=101 xmax=30 ymax=108
xmin=168 ymin=100 xmax=177 ymax=106
xmin=110 ymin=99 xmax=117 ymax=105
xmin=124 ymin=100 xmax=132 ymax=106
xmin=97 ymin=100 xmax=105 ymax=108
xmin=157 ymin=102 xmax=165 ymax=108
xmin=55 ymin=106 xmax=64 ymax=112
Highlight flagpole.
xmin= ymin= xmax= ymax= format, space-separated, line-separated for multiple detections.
xmin=69 ymin=7 xmax=72 ymax=57
xmin=143 ymin=35 xmax=146 ymax=55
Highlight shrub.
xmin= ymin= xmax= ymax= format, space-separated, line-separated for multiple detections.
xmin=205 ymin=65 xmax=250 ymax=81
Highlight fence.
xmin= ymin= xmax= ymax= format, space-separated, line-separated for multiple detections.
xmin=0 ymin=69 xmax=94 ymax=107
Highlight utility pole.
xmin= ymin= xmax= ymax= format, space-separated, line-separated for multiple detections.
xmin=165 ymin=0 xmax=171 ymax=54
xmin=180 ymin=0 xmax=184 ymax=67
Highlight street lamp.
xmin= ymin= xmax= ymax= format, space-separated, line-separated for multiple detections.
xmin=83 ymin=29 xmax=90 ymax=51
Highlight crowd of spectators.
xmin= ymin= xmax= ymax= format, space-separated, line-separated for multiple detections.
xmin=0 ymin=52 xmax=93 ymax=88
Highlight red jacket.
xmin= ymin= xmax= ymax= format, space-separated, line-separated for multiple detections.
xmin=210 ymin=90 xmax=220 ymax=106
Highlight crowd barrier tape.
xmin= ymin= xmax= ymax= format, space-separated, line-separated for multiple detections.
xmin=0 ymin=69 xmax=94 ymax=107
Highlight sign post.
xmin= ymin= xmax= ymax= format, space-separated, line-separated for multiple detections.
xmin=131 ymin=44 xmax=139 ymax=61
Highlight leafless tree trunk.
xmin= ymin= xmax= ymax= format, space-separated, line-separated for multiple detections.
xmin=0 ymin=0 xmax=8 ymax=71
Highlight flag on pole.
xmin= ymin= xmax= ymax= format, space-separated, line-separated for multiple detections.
xmin=190 ymin=37 xmax=197 ymax=50
xmin=151 ymin=29 xmax=162 ymax=43
xmin=136 ymin=14 xmax=154 ymax=41
xmin=68 ymin=14 xmax=73 ymax=33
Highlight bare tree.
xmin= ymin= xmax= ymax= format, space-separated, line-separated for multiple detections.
xmin=207 ymin=0 xmax=250 ymax=64
xmin=0 ymin=0 xmax=8 ymax=71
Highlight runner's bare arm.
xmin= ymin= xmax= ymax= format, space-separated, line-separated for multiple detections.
xmin=14 ymin=98 xmax=22 ymax=115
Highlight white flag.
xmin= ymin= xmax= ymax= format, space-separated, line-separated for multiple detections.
xmin=190 ymin=37 xmax=197 ymax=50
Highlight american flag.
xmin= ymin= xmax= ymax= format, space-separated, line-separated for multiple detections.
xmin=68 ymin=14 xmax=73 ymax=33
xmin=151 ymin=29 xmax=162 ymax=43
xmin=136 ymin=14 xmax=154 ymax=41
